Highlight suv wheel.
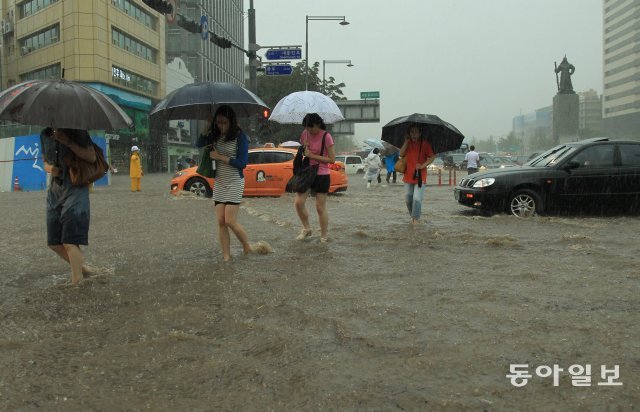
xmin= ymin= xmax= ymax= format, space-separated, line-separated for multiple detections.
xmin=509 ymin=189 xmax=543 ymax=217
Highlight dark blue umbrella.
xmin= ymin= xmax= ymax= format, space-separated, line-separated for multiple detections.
xmin=149 ymin=82 xmax=269 ymax=120
xmin=381 ymin=113 xmax=464 ymax=154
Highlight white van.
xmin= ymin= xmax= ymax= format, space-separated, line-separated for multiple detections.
xmin=335 ymin=155 xmax=365 ymax=174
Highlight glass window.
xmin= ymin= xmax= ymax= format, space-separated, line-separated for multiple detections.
xmin=247 ymin=153 xmax=261 ymax=165
xmin=571 ymin=145 xmax=615 ymax=168
xmin=619 ymin=144 xmax=640 ymax=166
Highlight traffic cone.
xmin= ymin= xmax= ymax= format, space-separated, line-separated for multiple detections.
xmin=13 ymin=176 xmax=22 ymax=192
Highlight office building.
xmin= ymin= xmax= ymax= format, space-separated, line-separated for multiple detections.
xmin=602 ymin=0 xmax=640 ymax=140
xmin=164 ymin=0 xmax=244 ymax=170
xmin=0 ymin=0 xmax=166 ymax=170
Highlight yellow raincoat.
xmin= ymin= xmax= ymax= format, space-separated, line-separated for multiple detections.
xmin=129 ymin=151 xmax=143 ymax=191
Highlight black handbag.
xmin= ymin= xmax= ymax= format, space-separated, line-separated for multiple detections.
xmin=290 ymin=132 xmax=327 ymax=193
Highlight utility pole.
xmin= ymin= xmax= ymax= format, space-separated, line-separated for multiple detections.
xmin=248 ymin=0 xmax=257 ymax=94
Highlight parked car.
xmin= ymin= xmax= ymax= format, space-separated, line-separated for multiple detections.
xmin=427 ymin=157 xmax=445 ymax=172
xmin=335 ymin=154 xmax=365 ymax=174
xmin=443 ymin=153 xmax=467 ymax=170
xmin=454 ymin=138 xmax=640 ymax=217
xmin=478 ymin=153 xmax=518 ymax=169
xmin=512 ymin=155 xmax=532 ymax=165
xmin=170 ymin=147 xmax=348 ymax=197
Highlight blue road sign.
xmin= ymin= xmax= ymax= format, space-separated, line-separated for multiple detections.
xmin=200 ymin=15 xmax=209 ymax=40
xmin=265 ymin=65 xmax=293 ymax=76
xmin=265 ymin=49 xmax=302 ymax=60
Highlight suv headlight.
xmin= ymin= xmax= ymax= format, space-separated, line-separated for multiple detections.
xmin=473 ymin=177 xmax=495 ymax=188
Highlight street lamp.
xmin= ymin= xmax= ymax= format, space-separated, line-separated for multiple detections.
xmin=305 ymin=15 xmax=349 ymax=90
xmin=322 ymin=59 xmax=353 ymax=93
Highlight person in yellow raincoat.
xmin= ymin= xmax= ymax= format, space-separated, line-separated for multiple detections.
xmin=129 ymin=145 xmax=143 ymax=191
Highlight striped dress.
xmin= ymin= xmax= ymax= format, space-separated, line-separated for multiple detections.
xmin=212 ymin=137 xmax=244 ymax=204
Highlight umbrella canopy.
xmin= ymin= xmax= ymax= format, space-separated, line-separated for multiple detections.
xmin=381 ymin=113 xmax=464 ymax=154
xmin=269 ymin=91 xmax=344 ymax=124
xmin=364 ymin=138 xmax=399 ymax=156
xmin=363 ymin=138 xmax=384 ymax=150
xmin=149 ymin=82 xmax=269 ymax=120
xmin=0 ymin=79 xmax=134 ymax=130
xmin=279 ymin=140 xmax=301 ymax=148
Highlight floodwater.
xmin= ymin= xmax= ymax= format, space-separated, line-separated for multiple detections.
xmin=0 ymin=172 xmax=638 ymax=410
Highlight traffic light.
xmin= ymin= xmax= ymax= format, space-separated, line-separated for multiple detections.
xmin=142 ymin=0 xmax=173 ymax=14
xmin=210 ymin=33 xmax=232 ymax=49
xmin=262 ymin=108 xmax=270 ymax=120
xmin=176 ymin=15 xmax=201 ymax=34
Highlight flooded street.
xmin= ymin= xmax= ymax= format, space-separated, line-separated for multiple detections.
xmin=1 ymin=173 xmax=638 ymax=410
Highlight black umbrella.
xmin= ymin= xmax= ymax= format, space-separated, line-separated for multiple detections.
xmin=381 ymin=113 xmax=464 ymax=154
xmin=149 ymin=82 xmax=269 ymax=120
xmin=0 ymin=79 xmax=134 ymax=131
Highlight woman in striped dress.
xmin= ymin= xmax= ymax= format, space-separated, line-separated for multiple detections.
xmin=197 ymin=105 xmax=252 ymax=261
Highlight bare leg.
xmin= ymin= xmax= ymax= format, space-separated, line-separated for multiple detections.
xmin=49 ymin=245 xmax=95 ymax=277
xmin=62 ymin=244 xmax=84 ymax=285
xmin=215 ymin=203 xmax=232 ymax=261
xmin=294 ymin=191 xmax=311 ymax=230
xmin=315 ymin=193 xmax=329 ymax=240
xmin=224 ymin=204 xmax=252 ymax=254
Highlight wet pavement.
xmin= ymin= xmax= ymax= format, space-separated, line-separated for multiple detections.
xmin=0 ymin=172 xmax=638 ymax=410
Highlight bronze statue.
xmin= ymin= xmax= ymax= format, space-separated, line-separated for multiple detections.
xmin=555 ymin=56 xmax=575 ymax=94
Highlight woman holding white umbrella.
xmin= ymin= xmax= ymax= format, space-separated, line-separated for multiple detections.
xmin=269 ymin=91 xmax=343 ymax=243
xmin=294 ymin=113 xmax=336 ymax=243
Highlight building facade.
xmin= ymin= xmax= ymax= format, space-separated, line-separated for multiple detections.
xmin=578 ymin=89 xmax=603 ymax=133
xmin=512 ymin=106 xmax=552 ymax=153
xmin=602 ymin=0 xmax=640 ymax=140
xmin=166 ymin=0 xmax=243 ymax=85
xmin=164 ymin=0 xmax=244 ymax=170
xmin=0 ymin=0 xmax=166 ymax=170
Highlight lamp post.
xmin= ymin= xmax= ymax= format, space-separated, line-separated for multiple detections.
xmin=305 ymin=15 xmax=349 ymax=90
xmin=322 ymin=59 xmax=353 ymax=93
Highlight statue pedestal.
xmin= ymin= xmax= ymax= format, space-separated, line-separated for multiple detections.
xmin=553 ymin=93 xmax=579 ymax=144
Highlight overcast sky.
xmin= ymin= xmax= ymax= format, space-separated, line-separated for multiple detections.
xmin=249 ymin=0 xmax=603 ymax=142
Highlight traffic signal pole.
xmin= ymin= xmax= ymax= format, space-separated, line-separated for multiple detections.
xmin=248 ymin=0 xmax=257 ymax=94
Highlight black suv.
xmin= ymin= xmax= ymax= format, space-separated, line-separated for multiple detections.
xmin=454 ymin=138 xmax=640 ymax=217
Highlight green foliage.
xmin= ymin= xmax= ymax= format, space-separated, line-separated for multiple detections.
xmin=248 ymin=61 xmax=346 ymax=146
xmin=528 ymin=132 xmax=555 ymax=152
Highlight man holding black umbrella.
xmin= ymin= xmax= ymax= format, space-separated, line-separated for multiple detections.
xmin=41 ymin=128 xmax=97 ymax=286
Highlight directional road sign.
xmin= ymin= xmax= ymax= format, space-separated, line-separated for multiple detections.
xmin=360 ymin=91 xmax=380 ymax=99
xmin=265 ymin=48 xmax=302 ymax=60
xmin=265 ymin=65 xmax=293 ymax=76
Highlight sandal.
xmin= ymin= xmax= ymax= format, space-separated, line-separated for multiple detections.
xmin=295 ymin=228 xmax=312 ymax=240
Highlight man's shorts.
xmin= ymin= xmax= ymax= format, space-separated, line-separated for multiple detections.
xmin=46 ymin=186 xmax=90 ymax=246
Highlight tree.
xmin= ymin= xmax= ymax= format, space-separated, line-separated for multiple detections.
xmin=248 ymin=61 xmax=346 ymax=146
xmin=528 ymin=131 xmax=555 ymax=152
xmin=498 ymin=132 xmax=523 ymax=154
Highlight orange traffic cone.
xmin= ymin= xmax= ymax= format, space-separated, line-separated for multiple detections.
xmin=13 ymin=176 xmax=22 ymax=192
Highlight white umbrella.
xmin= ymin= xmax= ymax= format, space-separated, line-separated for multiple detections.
xmin=364 ymin=138 xmax=398 ymax=155
xmin=269 ymin=91 xmax=344 ymax=124
xmin=279 ymin=140 xmax=301 ymax=148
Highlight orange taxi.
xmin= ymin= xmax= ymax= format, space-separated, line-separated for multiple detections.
xmin=170 ymin=146 xmax=348 ymax=197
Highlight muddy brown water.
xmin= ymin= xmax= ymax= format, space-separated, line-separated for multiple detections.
xmin=0 ymin=173 xmax=638 ymax=410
